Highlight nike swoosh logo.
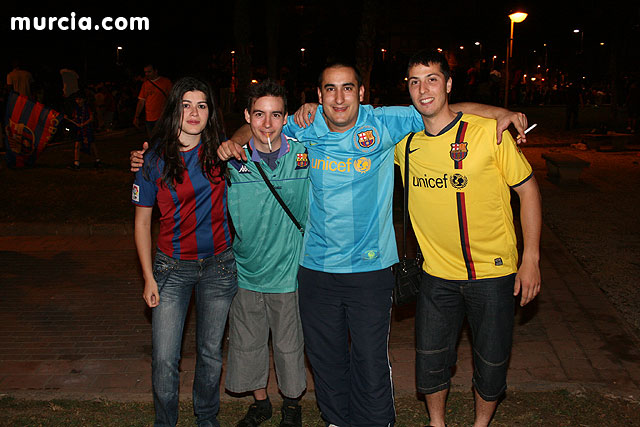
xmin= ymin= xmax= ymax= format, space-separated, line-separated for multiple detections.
xmin=408 ymin=148 xmax=420 ymax=154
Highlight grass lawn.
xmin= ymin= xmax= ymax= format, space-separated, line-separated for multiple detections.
xmin=1 ymin=390 xmax=639 ymax=426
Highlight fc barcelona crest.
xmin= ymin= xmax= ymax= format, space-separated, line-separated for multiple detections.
xmin=296 ymin=152 xmax=309 ymax=169
xmin=353 ymin=126 xmax=379 ymax=152
xmin=357 ymin=130 xmax=376 ymax=148
xmin=450 ymin=142 xmax=468 ymax=161
xmin=6 ymin=121 xmax=36 ymax=155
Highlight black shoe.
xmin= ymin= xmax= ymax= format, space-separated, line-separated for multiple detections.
xmin=237 ymin=401 xmax=272 ymax=427
xmin=280 ymin=404 xmax=302 ymax=427
xmin=68 ymin=163 xmax=80 ymax=171
xmin=94 ymin=160 xmax=102 ymax=169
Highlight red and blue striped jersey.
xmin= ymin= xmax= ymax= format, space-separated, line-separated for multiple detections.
xmin=132 ymin=142 xmax=232 ymax=260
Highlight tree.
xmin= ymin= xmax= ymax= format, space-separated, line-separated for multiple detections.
xmin=356 ymin=0 xmax=380 ymax=104
xmin=233 ymin=0 xmax=252 ymax=112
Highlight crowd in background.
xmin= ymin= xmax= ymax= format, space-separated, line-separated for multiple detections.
xmin=3 ymin=56 xmax=640 ymax=138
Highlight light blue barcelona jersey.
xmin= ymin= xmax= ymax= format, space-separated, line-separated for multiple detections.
xmin=283 ymin=104 xmax=423 ymax=273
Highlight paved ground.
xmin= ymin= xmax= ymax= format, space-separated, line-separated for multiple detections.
xmin=1 ymin=120 xmax=639 ymax=406
xmin=1 ymin=225 xmax=639 ymax=404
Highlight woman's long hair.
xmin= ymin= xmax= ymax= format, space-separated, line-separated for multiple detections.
xmin=149 ymin=76 xmax=225 ymax=188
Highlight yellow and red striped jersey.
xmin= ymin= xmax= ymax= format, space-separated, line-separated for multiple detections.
xmin=394 ymin=113 xmax=532 ymax=280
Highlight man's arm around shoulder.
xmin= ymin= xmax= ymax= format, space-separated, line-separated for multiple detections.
xmin=217 ymin=125 xmax=251 ymax=162
xmin=451 ymin=102 xmax=528 ymax=144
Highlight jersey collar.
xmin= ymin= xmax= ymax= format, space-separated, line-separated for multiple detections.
xmin=424 ymin=111 xmax=463 ymax=137
xmin=313 ymin=104 xmax=365 ymax=137
xmin=248 ymin=134 xmax=290 ymax=162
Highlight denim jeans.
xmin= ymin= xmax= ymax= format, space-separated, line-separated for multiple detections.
xmin=151 ymin=248 xmax=237 ymax=427
xmin=416 ymin=273 xmax=515 ymax=401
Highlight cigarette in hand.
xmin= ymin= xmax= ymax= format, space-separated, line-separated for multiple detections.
xmin=517 ymin=123 xmax=537 ymax=141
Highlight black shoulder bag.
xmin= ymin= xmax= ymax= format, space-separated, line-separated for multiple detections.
xmin=392 ymin=132 xmax=423 ymax=306
xmin=249 ymin=146 xmax=304 ymax=235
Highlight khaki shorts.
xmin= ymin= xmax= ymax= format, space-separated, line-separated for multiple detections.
xmin=225 ymin=288 xmax=306 ymax=397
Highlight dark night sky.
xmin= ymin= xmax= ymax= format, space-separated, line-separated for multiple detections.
xmin=3 ymin=1 xmax=637 ymax=85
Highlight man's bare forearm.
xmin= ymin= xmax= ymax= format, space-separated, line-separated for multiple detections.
xmin=515 ymin=176 xmax=542 ymax=262
xmin=229 ymin=124 xmax=252 ymax=146
xmin=450 ymin=102 xmax=509 ymax=119
xmin=451 ymin=102 xmax=528 ymax=143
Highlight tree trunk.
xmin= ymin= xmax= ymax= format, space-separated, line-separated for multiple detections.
xmin=233 ymin=0 xmax=252 ymax=112
xmin=355 ymin=0 xmax=380 ymax=105
xmin=266 ymin=0 xmax=280 ymax=79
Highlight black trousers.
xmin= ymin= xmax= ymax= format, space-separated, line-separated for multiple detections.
xmin=298 ymin=266 xmax=395 ymax=427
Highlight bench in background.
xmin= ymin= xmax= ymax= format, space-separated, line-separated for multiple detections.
xmin=541 ymin=152 xmax=590 ymax=183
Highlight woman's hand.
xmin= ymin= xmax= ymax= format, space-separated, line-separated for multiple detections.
xmin=143 ymin=278 xmax=160 ymax=308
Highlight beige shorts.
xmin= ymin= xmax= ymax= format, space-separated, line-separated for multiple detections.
xmin=225 ymin=288 xmax=306 ymax=397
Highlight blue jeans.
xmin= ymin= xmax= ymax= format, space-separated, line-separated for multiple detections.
xmin=151 ymin=248 xmax=237 ymax=427
xmin=416 ymin=273 xmax=515 ymax=401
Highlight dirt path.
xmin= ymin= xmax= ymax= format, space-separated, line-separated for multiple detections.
xmin=524 ymin=143 xmax=640 ymax=335
xmin=2 ymin=126 xmax=640 ymax=337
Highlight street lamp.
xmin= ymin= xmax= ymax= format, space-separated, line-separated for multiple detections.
xmin=475 ymin=41 xmax=482 ymax=58
xmin=504 ymin=11 xmax=528 ymax=107
xmin=116 ymin=46 xmax=123 ymax=65
xmin=573 ymin=29 xmax=584 ymax=53
xmin=230 ymin=50 xmax=236 ymax=94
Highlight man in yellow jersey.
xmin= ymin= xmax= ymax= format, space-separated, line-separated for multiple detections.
xmin=394 ymin=50 xmax=541 ymax=427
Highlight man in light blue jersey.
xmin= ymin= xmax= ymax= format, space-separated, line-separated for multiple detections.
xmin=218 ymin=62 xmax=528 ymax=427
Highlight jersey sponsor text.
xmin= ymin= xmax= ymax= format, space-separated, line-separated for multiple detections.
xmin=412 ymin=173 xmax=449 ymax=189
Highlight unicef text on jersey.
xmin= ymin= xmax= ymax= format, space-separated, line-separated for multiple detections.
xmin=412 ymin=173 xmax=469 ymax=190
xmin=310 ymin=156 xmax=372 ymax=174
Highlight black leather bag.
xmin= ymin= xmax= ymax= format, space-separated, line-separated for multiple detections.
xmin=392 ymin=132 xmax=422 ymax=306
xmin=393 ymin=255 xmax=422 ymax=305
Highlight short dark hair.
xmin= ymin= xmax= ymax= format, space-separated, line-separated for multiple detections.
xmin=246 ymin=79 xmax=287 ymax=113
xmin=317 ymin=62 xmax=363 ymax=88
xmin=407 ymin=50 xmax=451 ymax=81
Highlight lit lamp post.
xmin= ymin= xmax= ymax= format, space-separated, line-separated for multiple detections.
xmin=573 ymin=29 xmax=583 ymax=53
xmin=116 ymin=46 xmax=123 ymax=65
xmin=504 ymin=11 xmax=528 ymax=107
xmin=230 ymin=50 xmax=236 ymax=94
